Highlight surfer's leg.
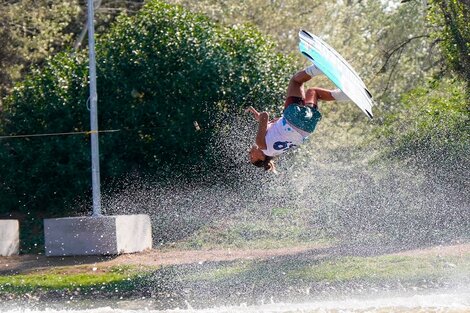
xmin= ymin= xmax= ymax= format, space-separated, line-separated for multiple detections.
xmin=304 ymin=88 xmax=318 ymax=105
xmin=308 ymin=87 xmax=335 ymax=102
xmin=285 ymin=70 xmax=310 ymax=99
xmin=305 ymin=88 xmax=349 ymax=103
xmin=285 ymin=65 xmax=323 ymax=108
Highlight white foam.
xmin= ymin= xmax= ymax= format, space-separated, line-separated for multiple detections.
xmin=3 ymin=292 xmax=470 ymax=313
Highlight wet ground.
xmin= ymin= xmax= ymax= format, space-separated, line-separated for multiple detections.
xmin=0 ymin=290 xmax=469 ymax=313
xmin=1 ymin=243 xmax=469 ymax=312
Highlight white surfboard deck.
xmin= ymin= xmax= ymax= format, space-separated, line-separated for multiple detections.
xmin=299 ymin=29 xmax=374 ymax=119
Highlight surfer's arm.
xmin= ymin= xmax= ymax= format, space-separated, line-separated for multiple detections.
xmin=255 ymin=112 xmax=269 ymax=150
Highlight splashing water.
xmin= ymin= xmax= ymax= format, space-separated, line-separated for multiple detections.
xmin=102 ymin=114 xmax=469 ymax=249
xmin=85 ymin=114 xmax=469 ymax=311
xmin=1 ymin=291 xmax=469 ymax=312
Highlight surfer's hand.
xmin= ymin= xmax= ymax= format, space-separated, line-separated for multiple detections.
xmin=245 ymin=106 xmax=260 ymax=121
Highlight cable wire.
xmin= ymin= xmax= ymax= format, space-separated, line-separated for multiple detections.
xmin=0 ymin=129 xmax=120 ymax=140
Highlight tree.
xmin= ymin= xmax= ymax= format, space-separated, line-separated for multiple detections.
xmin=0 ymin=0 xmax=145 ymax=108
xmin=0 ymin=0 xmax=81 ymax=107
xmin=429 ymin=0 xmax=470 ymax=100
xmin=373 ymin=0 xmax=469 ymax=179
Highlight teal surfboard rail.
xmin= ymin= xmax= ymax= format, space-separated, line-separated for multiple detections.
xmin=299 ymin=40 xmax=343 ymax=90
xmin=299 ymin=30 xmax=373 ymax=119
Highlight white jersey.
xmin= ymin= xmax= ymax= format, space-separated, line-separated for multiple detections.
xmin=261 ymin=117 xmax=307 ymax=157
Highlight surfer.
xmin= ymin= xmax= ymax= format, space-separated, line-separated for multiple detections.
xmin=247 ymin=64 xmax=349 ymax=172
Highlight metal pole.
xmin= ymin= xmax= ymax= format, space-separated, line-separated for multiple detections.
xmin=87 ymin=0 xmax=102 ymax=216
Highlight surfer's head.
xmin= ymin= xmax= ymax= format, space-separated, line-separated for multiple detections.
xmin=252 ymin=157 xmax=275 ymax=172
xmin=249 ymin=145 xmax=275 ymax=172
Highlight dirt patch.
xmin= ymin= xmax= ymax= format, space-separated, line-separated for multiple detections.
xmin=1 ymin=243 xmax=469 ymax=275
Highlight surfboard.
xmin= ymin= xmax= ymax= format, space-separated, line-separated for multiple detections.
xmin=298 ymin=29 xmax=374 ymax=119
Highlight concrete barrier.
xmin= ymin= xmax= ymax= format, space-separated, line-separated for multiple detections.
xmin=0 ymin=220 xmax=20 ymax=256
xmin=44 ymin=215 xmax=152 ymax=256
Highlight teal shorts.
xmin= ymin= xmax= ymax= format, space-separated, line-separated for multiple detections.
xmin=283 ymin=103 xmax=322 ymax=133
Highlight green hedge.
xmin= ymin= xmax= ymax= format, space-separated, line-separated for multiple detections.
xmin=0 ymin=0 xmax=294 ymax=252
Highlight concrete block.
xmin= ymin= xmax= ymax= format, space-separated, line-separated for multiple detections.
xmin=44 ymin=215 xmax=152 ymax=256
xmin=0 ymin=220 xmax=20 ymax=256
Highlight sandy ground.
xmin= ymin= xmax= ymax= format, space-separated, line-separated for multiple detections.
xmin=1 ymin=243 xmax=469 ymax=275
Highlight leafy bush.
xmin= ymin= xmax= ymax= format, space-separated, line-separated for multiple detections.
xmin=376 ymin=78 xmax=468 ymax=167
xmin=0 ymin=0 xmax=294 ymax=252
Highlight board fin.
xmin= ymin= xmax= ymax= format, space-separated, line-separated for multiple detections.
xmin=301 ymin=51 xmax=314 ymax=62
xmin=300 ymin=29 xmax=314 ymax=40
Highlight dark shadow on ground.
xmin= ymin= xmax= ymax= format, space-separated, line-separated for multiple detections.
xmin=0 ymin=254 xmax=118 ymax=275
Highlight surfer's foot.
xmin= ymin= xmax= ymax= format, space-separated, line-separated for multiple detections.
xmin=330 ymin=89 xmax=350 ymax=101
xmin=305 ymin=64 xmax=323 ymax=78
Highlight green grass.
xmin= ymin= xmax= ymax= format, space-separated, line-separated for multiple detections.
xmin=172 ymin=206 xmax=331 ymax=250
xmin=184 ymin=261 xmax=254 ymax=282
xmin=0 ymin=265 xmax=155 ymax=294
xmin=1 ymin=252 xmax=469 ymax=297
xmin=176 ymin=253 xmax=470 ymax=286
xmin=288 ymin=254 xmax=470 ymax=283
